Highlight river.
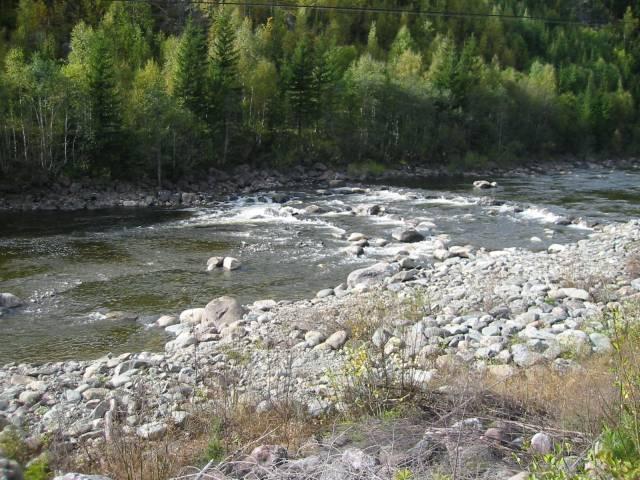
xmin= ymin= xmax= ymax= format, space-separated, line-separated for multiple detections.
xmin=1 ymin=165 xmax=639 ymax=364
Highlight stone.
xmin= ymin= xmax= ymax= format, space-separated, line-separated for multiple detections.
xmin=433 ymin=249 xmax=451 ymax=261
xmin=18 ymin=391 xmax=41 ymax=406
xmin=203 ymin=296 xmax=245 ymax=329
xmin=530 ymin=432 xmax=553 ymax=454
xmin=324 ymin=330 xmax=348 ymax=350
xmin=341 ymin=448 xmax=377 ymax=471
xmin=347 ymin=233 xmax=367 ymax=242
xmin=136 ymin=422 xmax=167 ymax=440
xmin=559 ymin=288 xmax=590 ymax=301
xmin=392 ymin=228 xmax=425 ymax=243
xmin=0 ymin=293 xmax=22 ymax=308
xmin=556 ymin=329 xmax=592 ymax=356
xmin=473 ymin=180 xmax=497 ymax=189
xmin=511 ymin=344 xmax=543 ymax=368
xmin=347 ymin=262 xmax=400 ymax=289
xmin=223 ymin=257 xmax=241 ymax=271
xmin=548 ymin=244 xmax=566 ymax=253
xmin=82 ymin=388 xmax=110 ymax=401
xmin=449 ymin=245 xmax=472 ymax=258
xmin=372 ymin=328 xmax=392 ymax=348
xmin=305 ymin=331 xmax=325 ymax=347
xmin=206 ymin=256 xmax=224 ymax=271
xmin=316 ymin=289 xmax=334 ymax=299
xmin=590 ymin=332 xmax=612 ymax=353
xmin=248 ymin=444 xmax=288 ymax=467
xmin=0 ymin=457 xmax=22 ymax=480
xmin=179 ymin=308 xmax=205 ymax=325
xmin=631 ymin=278 xmax=640 ymax=291
xmin=156 ymin=315 xmax=177 ymax=328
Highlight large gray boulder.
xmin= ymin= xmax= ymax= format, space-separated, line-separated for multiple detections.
xmin=203 ymin=296 xmax=245 ymax=329
xmin=347 ymin=262 xmax=400 ymax=289
xmin=0 ymin=293 xmax=21 ymax=308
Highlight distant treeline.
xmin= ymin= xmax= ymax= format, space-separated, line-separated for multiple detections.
xmin=1 ymin=0 xmax=639 ymax=185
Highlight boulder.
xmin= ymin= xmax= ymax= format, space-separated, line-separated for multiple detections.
xmin=0 ymin=293 xmax=21 ymax=308
xmin=203 ymin=296 xmax=245 ymax=329
xmin=206 ymin=256 xmax=224 ymax=271
xmin=136 ymin=422 xmax=167 ymax=440
xmin=392 ymin=228 xmax=425 ymax=243
xmin=473 ymin=180 xmax=497 ymax=189
xmin=347 ymin=233 xmax=367 ymax=242
xmin=530 ymin=432 xmax=553 ymax=454
xmin=223 ymin=257 xmax=241 ymax=271
xmin=347 ymin=262 xmax=400 ymax=289
xmin=324 ymin=330 xmax=348 ymax=350
xmin=179 ymin=308 xmax=205 ymax=325
xmin=156 ymin=315 xmax=177 ymax=328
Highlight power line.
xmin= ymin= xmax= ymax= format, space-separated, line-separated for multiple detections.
xmin=109 ymin=0 xmax=613 ymax=27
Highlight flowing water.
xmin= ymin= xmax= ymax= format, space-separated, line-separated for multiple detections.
xmin=1 ymin=166 xmax=640 ymax=364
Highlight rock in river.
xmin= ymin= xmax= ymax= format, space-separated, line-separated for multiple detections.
xmin=392 ymin=228 xmax=425 ymax=243
xmin=0 ymin=293 xmax=22 ymax=308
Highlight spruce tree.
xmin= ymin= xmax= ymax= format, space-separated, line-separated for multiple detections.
xmin=174 ymin=18 xmax=208 ymax=121
xmin=210 ymin=11 xmax=240 ymax=164
xmin=286 ymin=38 xmax=316 ymax=136
xmin=87 ymin=31 xmax=123 ymax=176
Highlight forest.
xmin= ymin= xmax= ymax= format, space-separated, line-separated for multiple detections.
xmin=1 ymin=0 xmax=639 ymax=185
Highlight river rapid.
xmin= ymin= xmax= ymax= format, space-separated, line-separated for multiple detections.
xmin=1 ymin=165 xmax=639 ymax=364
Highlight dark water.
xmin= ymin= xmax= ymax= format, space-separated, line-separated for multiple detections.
xmin=1 ymin=166 xmax=639 ymax=364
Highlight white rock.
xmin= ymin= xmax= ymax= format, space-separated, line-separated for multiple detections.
xmin=223 ymin=257 xmax=241 ymax=271
xmin=179 ymin=308 xmax=205 ymax=325
xmin=156 ymin=315 xmax=177 ymax=328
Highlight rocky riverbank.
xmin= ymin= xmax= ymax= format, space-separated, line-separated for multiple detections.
xmin=1 ymin=212 xmax=640 ymax=478
xmin=1 ymin=157 xmax=638 ymax=212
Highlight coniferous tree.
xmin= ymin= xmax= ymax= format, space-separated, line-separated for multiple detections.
xmin=86 ymin=31 xmax=124 ymax=176
xmin=286 ymin=38 xmax=316 ymax=137
xmin=210 ymin=11 xmax=240 ymax=164
xmin=174 ymin=18 xmax=208 ymax=122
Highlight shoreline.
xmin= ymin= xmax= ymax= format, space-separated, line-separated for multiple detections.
xmin=1 ymin=216 xmax=639 ymax=446
xmin=1 ymin=157 xmax=638 ymax=212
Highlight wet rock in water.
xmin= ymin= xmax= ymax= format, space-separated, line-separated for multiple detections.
xmin=103 ymin=311 xmax=138 ymax=322
xmin=473 ymin=180 xmax=497 ymax=189
xmin=222 ymin=257 xmax=241 ymax=271
xmin=347 ymin=232 xmax=367 ymax=242
xmin=203 ymin=296 xmax=245 ymax=329
xmin=347 ymin=262 xmax=400 ymax=289
xmin=0 ymin=293 xmax=22 ymax=308
xmin=155 ymin=315 xmax=177 ymax=328
xmin=392 ymin=228 xmax=425 ymax=243
xmin=206 ymin=256 xmax=224 ymax=271
xmin=344 ymin=245 xmax=364 ymax=256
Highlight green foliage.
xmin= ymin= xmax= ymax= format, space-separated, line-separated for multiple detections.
xmin=0 ymin=428 xmax=30 ymax=464
xmin=1 ymin=1 xmax=640 ymax=182
xmin=23 ymin=455 xmax=52 ymax=480
xmin=203 ymin=418 xmax=226 ymax=464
